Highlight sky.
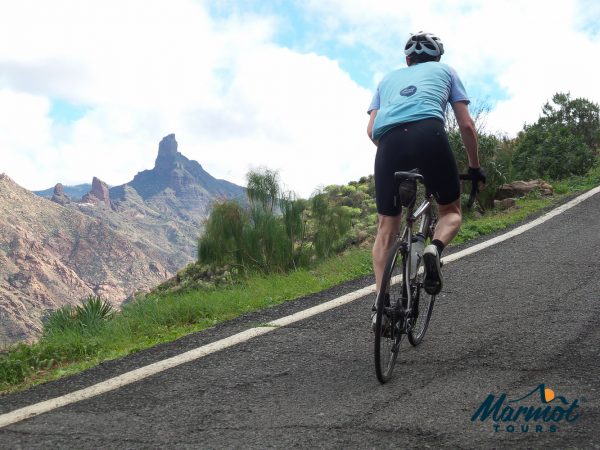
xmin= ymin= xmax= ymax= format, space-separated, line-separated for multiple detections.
xmin=1 ymin=0 xmax=599 ymax=198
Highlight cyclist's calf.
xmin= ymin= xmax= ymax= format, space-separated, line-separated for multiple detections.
xmin=433 ymin=199 xmax=462 ymax=246
xmin=373 ymin=214 xmax=403 ymax=293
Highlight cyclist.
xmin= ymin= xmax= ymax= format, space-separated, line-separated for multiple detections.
xmin=367 ymin=31 xmax=485 ymax=321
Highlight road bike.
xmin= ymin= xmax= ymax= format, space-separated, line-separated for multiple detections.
xmin=373 ymin=170 xmax=479 ymax=383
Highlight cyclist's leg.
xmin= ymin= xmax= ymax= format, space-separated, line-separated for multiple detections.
xmin=373 ymin=126 xmax=413 ymax=294
xmin=423 ymin=202 xmax=459 ymax=295
xmin=433 ymin=199 xmax=462 ymax=245
xmin=373 ymin=214 xmax=403 ymax=293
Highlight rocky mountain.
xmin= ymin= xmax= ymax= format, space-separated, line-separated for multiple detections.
xmin=2 ymin=134 xmax=245 ymax=344
xmin=110 ymin=134 xmax=245 ymax=220
xmin=0 ymin=174 xmax=169 ymax=344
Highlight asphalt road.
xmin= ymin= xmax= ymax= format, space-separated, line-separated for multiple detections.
xmin=1 ymin=191 xmax=599 ymax=449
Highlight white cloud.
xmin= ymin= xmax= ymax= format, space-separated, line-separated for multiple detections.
xmin=302 ymin=0 xmax=600 ymax=135
xmin=3 ymin=0 xmax=598 ymax=199
xmin=0 ymin=89 xmax=54 ymax=185
xmin=182 ymin=46 xmax=373 ymax=195
xmin=0 ymin=0 xmax=373 ymax=197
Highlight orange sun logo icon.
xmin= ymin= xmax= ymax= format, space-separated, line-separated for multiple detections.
xmin=544 ymin=387 xmax=555 ymax=403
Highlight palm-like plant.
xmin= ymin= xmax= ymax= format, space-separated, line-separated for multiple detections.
xmin=75 ymin=295 xmax=114 ymax=330
xmin=43 ymin=295 xmax=114 ymax=336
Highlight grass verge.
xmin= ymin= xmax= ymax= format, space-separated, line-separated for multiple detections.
xmin=1 ymin=168 xmax=599 ymax=394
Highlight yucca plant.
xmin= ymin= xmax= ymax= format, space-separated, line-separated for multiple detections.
xmin=74 ymin=295 xmax=114 ymax=331
xmin=43 ymin=295 xmax=114 ymax=337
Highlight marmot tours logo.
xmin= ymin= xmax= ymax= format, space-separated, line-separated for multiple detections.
xmin=471 ymin=384 xmax=581 ymax=433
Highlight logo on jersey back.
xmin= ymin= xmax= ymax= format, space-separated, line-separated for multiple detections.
xmin=400 ymin=85 xmax=417 ymax=97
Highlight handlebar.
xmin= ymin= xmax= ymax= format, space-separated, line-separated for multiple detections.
xmin=459 ymin=174 xmax=480 ymax=209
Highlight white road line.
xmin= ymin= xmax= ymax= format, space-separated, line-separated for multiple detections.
xmin=268 ymin=284 xmax=376 ymax=327
xmin=0 ymin=327 xmax=274 ymax=429
xmin=442 ymin=185 xmax=600 ymax=265
xmin=1 ymin=186 xmax=598 ymax=429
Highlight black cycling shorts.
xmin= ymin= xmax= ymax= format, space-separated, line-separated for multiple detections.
xmin=374 ymin=118 xmax=459 ymax=216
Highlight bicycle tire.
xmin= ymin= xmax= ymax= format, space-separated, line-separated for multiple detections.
xmin=407 ymin=254 xmax=435 ymax=346
xmin=374 ymin=239 xmax=405 ymax=383
xmin=408 ymin=210 xmax=437 ymax=346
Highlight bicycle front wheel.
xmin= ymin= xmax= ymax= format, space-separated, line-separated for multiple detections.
xmin=374 ymin=239 xmax=405 ymax=384
xmin=407 ymin=256 xmax=435 ymax=346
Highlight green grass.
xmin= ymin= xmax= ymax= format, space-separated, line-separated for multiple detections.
xmin=1 ymin=167 xmax=599 ymax=394
xmin=0 ymin=250 xmax=373 ymax=393
xmin=552 ymin=163 xmax=600 ymax=194
xmin=455 ymin=196 xmax=552 ymax=244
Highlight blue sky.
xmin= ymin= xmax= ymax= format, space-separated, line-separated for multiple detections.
xmin=209 ymin=0 xmax=511 ymax=111
xmin=50 ymin=100 xmax=89 ymax=123
xmin=1 ymin=0 xmax=599 ymax=197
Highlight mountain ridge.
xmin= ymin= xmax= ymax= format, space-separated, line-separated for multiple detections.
xmin=111 ymin=133 xmax=244 ymax=203
xmin=0 ymin=174 xmax=169 ymax=344
xmin=1 ymin=135 xmax=246 ymax=344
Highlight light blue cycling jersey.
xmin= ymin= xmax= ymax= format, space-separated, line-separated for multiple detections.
xmin=368 ymin=61 xmax=469 ymax=140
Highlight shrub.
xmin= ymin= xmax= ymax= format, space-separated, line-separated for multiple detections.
xmin=310 ymin=191 xmax=352 ymax=257
xmin=446 ymin=101 xmax=509 ymax=209
xmin=74 ymin=296 xmax=115 ymax=330
xmin=512 ymin=93 xmax=599 ymax=180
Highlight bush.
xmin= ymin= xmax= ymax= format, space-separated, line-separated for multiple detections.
xmin=446 ymin=101 xmax=509 ymax=209
xmin=512 ymin=93 xmax=599 ymax=180
xmin=198 ymin=168 xmax=353 ymax=274
xmin=310 ymin=191 xmax=352 ymax=258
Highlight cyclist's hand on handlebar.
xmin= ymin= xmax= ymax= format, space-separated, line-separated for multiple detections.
xmin=468 ymin=166 xmax=486 ymax=185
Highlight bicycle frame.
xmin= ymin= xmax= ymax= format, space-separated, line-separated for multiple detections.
xmin=397 ymin=190 xmax=434 ymax=327
xmin=374 ymin=171 xmax=479 ymax=382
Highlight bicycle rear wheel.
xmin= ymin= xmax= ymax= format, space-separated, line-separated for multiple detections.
xmin=407 ymin=256 xmax=435 ymax=346
xmin=374 ymin=239 xmax=405 ymax=383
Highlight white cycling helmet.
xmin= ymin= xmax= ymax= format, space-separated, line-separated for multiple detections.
xmin=404 ymin=31 xmax=444 ymax=57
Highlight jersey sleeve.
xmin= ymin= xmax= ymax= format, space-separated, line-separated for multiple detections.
xmin=367 ymin=87 xmax=380 ymax=114
xmin=448 ymin=67 xmax=470 ymax=105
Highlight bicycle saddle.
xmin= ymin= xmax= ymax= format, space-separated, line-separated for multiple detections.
xmin=394 ymin=169 xmax=424 ymax=183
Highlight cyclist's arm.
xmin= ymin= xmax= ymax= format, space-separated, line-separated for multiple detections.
xmin=367 ymin=109 xmax=379 ymax=147
xmin=451 ymin=101 xmax=480 ymax=168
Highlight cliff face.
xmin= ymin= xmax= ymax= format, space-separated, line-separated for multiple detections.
xmin=81 ymin=177 xmax=113 ymax=209
xmin=0 ymin=174 xmax=170 ymax=344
